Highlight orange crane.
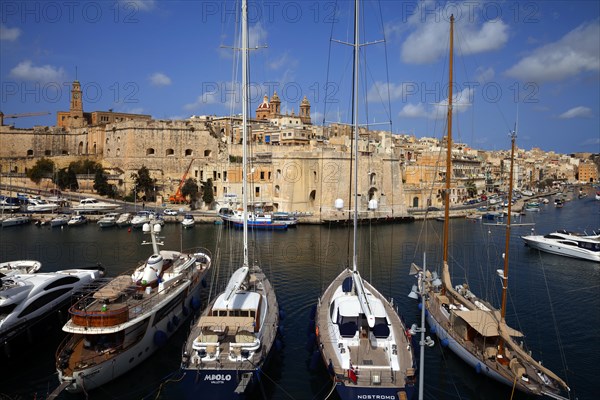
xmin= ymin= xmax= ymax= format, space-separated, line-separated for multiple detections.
xmin=0 ymin=111 xmax=51 ymax=126
xmin=169 ymin=158 xmax=195 ymax=204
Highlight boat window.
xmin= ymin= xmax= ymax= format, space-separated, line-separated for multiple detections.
xmin=219 ymin=310 xmax=227 ymax=316
xmin=0 ymin=303 xmax=18 ymax=316
xmin=329 ymin=301 xmax=335 ymax=320
xmin=18 ymin=288 xmax=72 ymax=318
xmin=249 ymin=310 xmax=255 ymax=318
xmin=44 ymin=276 xmax=81 ymax=290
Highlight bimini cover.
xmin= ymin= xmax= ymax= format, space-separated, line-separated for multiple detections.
xmin=454 ymin=310 xmax=523 ymax=337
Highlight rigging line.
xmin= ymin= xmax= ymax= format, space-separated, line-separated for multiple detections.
xmin=322 ymin=0 xmax=338 ymax=126
xmin=537 ymin=248 xmax=571 ymax=388
xmin=323 ymin=379 xmax=338 ymax=399
xmin=242 ymin=358 xmax=296 ymax=400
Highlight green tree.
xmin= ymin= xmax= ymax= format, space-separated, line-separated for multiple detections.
xmin=181 ymin=178 xmax=199 ymax=208
xmin=201 ymin=178 xmax=215 ymax=207
xmin=131 ymin=165 xmax=157 ymax=201
xmin=54 ymin=167 xmax=78 ymax=191
xmin=465 ymin=180 xmax=477 ymax=198
xmin=94 ymin=169 xmax=111 ymax=196
xmin=69 ymin=159 xmax=103 ymax=174
xmin=27 ymin=158 xmax=55 ymax=184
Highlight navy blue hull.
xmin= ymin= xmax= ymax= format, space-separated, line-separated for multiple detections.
xmin=177 ymin=368 xmax=259 ymax=400
xmin=335 ymin=381 xmax=416 ymax=400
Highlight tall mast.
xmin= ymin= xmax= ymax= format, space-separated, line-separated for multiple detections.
xmin=442 ymin=15 xmax=454 ymax=264
xmin=241 ymin=0 xmax=249 ymax=267
xmin=498 ymin=126 xmax=517 ymax=355
xmin=352 ymin=0 xmax=359 ymax=272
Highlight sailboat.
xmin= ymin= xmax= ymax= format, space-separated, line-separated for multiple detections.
xmin=178 ymin=1 xmax=279 ymax=398
xmin=313 ymin=2 xmax=416 ymax=399
xmin=409 ymin=15 xmax=570 ymax=399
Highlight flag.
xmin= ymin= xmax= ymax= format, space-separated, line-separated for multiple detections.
xmin=348 ymin=362 xmax=357 ymax=384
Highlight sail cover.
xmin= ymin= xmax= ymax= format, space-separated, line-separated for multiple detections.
xmin=455 ymin=309 xmax=523 ymax=337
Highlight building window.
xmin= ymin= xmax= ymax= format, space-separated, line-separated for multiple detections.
xmin=146 ymin=148 xmax=155 ymax=156
xmin=260 ymin=171 xmax=265 ymax=180
xmin=204 ymin=150 xmax=212 ymax=157
xmin=224 ymin=171 xmax=228 ymax=181
xmin=255 ymin=187 xmax=260 ymax=197
xmin=45 ymin=150 xmax=51 ymax=156
xmin=116 ymin=148 xmax=121 ymax=157
xmin=275 ymin=185 xmax=280 ymax=196
xmin=26 ymin=149 xmax=34 ymax=157
xmin=166 ymin=148 xmax=174 ymax=156
xmin=185 ymin=149 xmax=193 ymax=156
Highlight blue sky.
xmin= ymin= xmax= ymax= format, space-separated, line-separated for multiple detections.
xmin=1 ymin=0 xmax=599 ymax=154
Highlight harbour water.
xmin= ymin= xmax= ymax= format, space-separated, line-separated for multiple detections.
xmin=0 ymin=196 xmax=597 ymax=399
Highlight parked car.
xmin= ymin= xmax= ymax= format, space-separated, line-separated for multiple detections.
xmin=163 ymin=208 xmax=178 ymax=216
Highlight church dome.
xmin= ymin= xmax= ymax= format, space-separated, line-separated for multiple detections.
xmin=257 ymin=94 xmax=270 ymax=110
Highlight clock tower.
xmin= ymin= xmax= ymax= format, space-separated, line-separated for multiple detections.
xmin=69 ymin=80 xmax=85 ymax=127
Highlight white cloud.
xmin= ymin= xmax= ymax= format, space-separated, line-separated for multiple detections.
xmin=269 ymin=52 xmax=297 ymax=70
xmin=9 ymin=60 xmax=65 ymax=82
xmin=368 ymin=81 xmax=415 ymax=102
xmin=474 ymin=67 xmax=494 ymax=83
xmin=506 ymin=20 xmax=600 ymax=82
xmin=149 ymin=72 xmax=172 ymax=86
xmin=249 ymin=22 xmax=267 ymax=48
xmin=0 ymin=24 xmax=21 ymax=41
xmin=399 ymin=103 xmax=428 ymax=118
xmin=558 ymin=106 xmax=593 ymax=119
xmin=400 ymin=87 xmax=474 ymax=119
xmin=400 ymin=2 xmax=508 ymax=64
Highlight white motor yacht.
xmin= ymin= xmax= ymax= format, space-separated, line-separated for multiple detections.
xmin=523 ymin=230 xmax=600 ymax=262
xmin=72 ymin=198 xmax=119 ymax=213
xmin=97 ymin=212 xmax=121 ymax=228
xmin=0 ymin=260 xmax=42 ymax=276
xmin=67 ymin=215 xmax=87 ymax=226
xmin=1 ymin=215 xmax=31 ymax=228
xmin=56 ymin=219 xmax=212 ymax=393
xmin=181 ymin=214 xmax=195 ymax=228
xmin=1 ymin=267 xmax=105 ymax=356
xmin=26 ymin=198 xmax=60 ymax=213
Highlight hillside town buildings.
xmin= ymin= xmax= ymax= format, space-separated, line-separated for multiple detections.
xmin=1 ymin=80 xmax=597 ymax=219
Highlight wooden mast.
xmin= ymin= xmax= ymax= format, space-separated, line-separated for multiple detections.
xmin=498 ymin=126 xmax=517 ymax=356
xmin=442 ymin=15 xmax=454 ymax=266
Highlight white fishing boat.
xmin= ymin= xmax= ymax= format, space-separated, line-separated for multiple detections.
xmin=67 ymin=215 xmax=87 ymax=226
xmin=1 ymin=215 xmax=31 ymax=227
xmin=409 ymin=15 xmax=570 ymax=400
xmin=522 ymin=229 xmax=600 ymax=262
xmin=0 ymin=260 xmax=41 ymax=276
xmin=97 ymin=212 xmax=121 ymax=228
xmin=56 ymin=218 xmax=212 ymax=393
xmin=314 ymin=3 xmax=415 ymax=399
xmin=1 ymin=267 xmax=105 ymax=357
xmin=71 ymin=198 xmax=120 ymax=213
xmin=181 ymin=214 xmax=195 ymax=228
xmin=178 ymin=5 xmax=279 ymax=397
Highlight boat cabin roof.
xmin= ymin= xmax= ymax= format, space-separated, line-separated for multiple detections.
xmin=213 ymin=291 xmax=260 ymax=311
xmin=335 ymin=294 xmax=386 ymax=318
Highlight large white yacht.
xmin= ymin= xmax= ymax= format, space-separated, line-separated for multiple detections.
xmin=0 ymin=260 xmax=41 ymax=277
xmin=1 ymin=267 xmax=105 ymax=356
xmin=56 ymin=219 xmax=212 ymax=393
xmin=522 ymin=230 xmax=600 ymax=262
